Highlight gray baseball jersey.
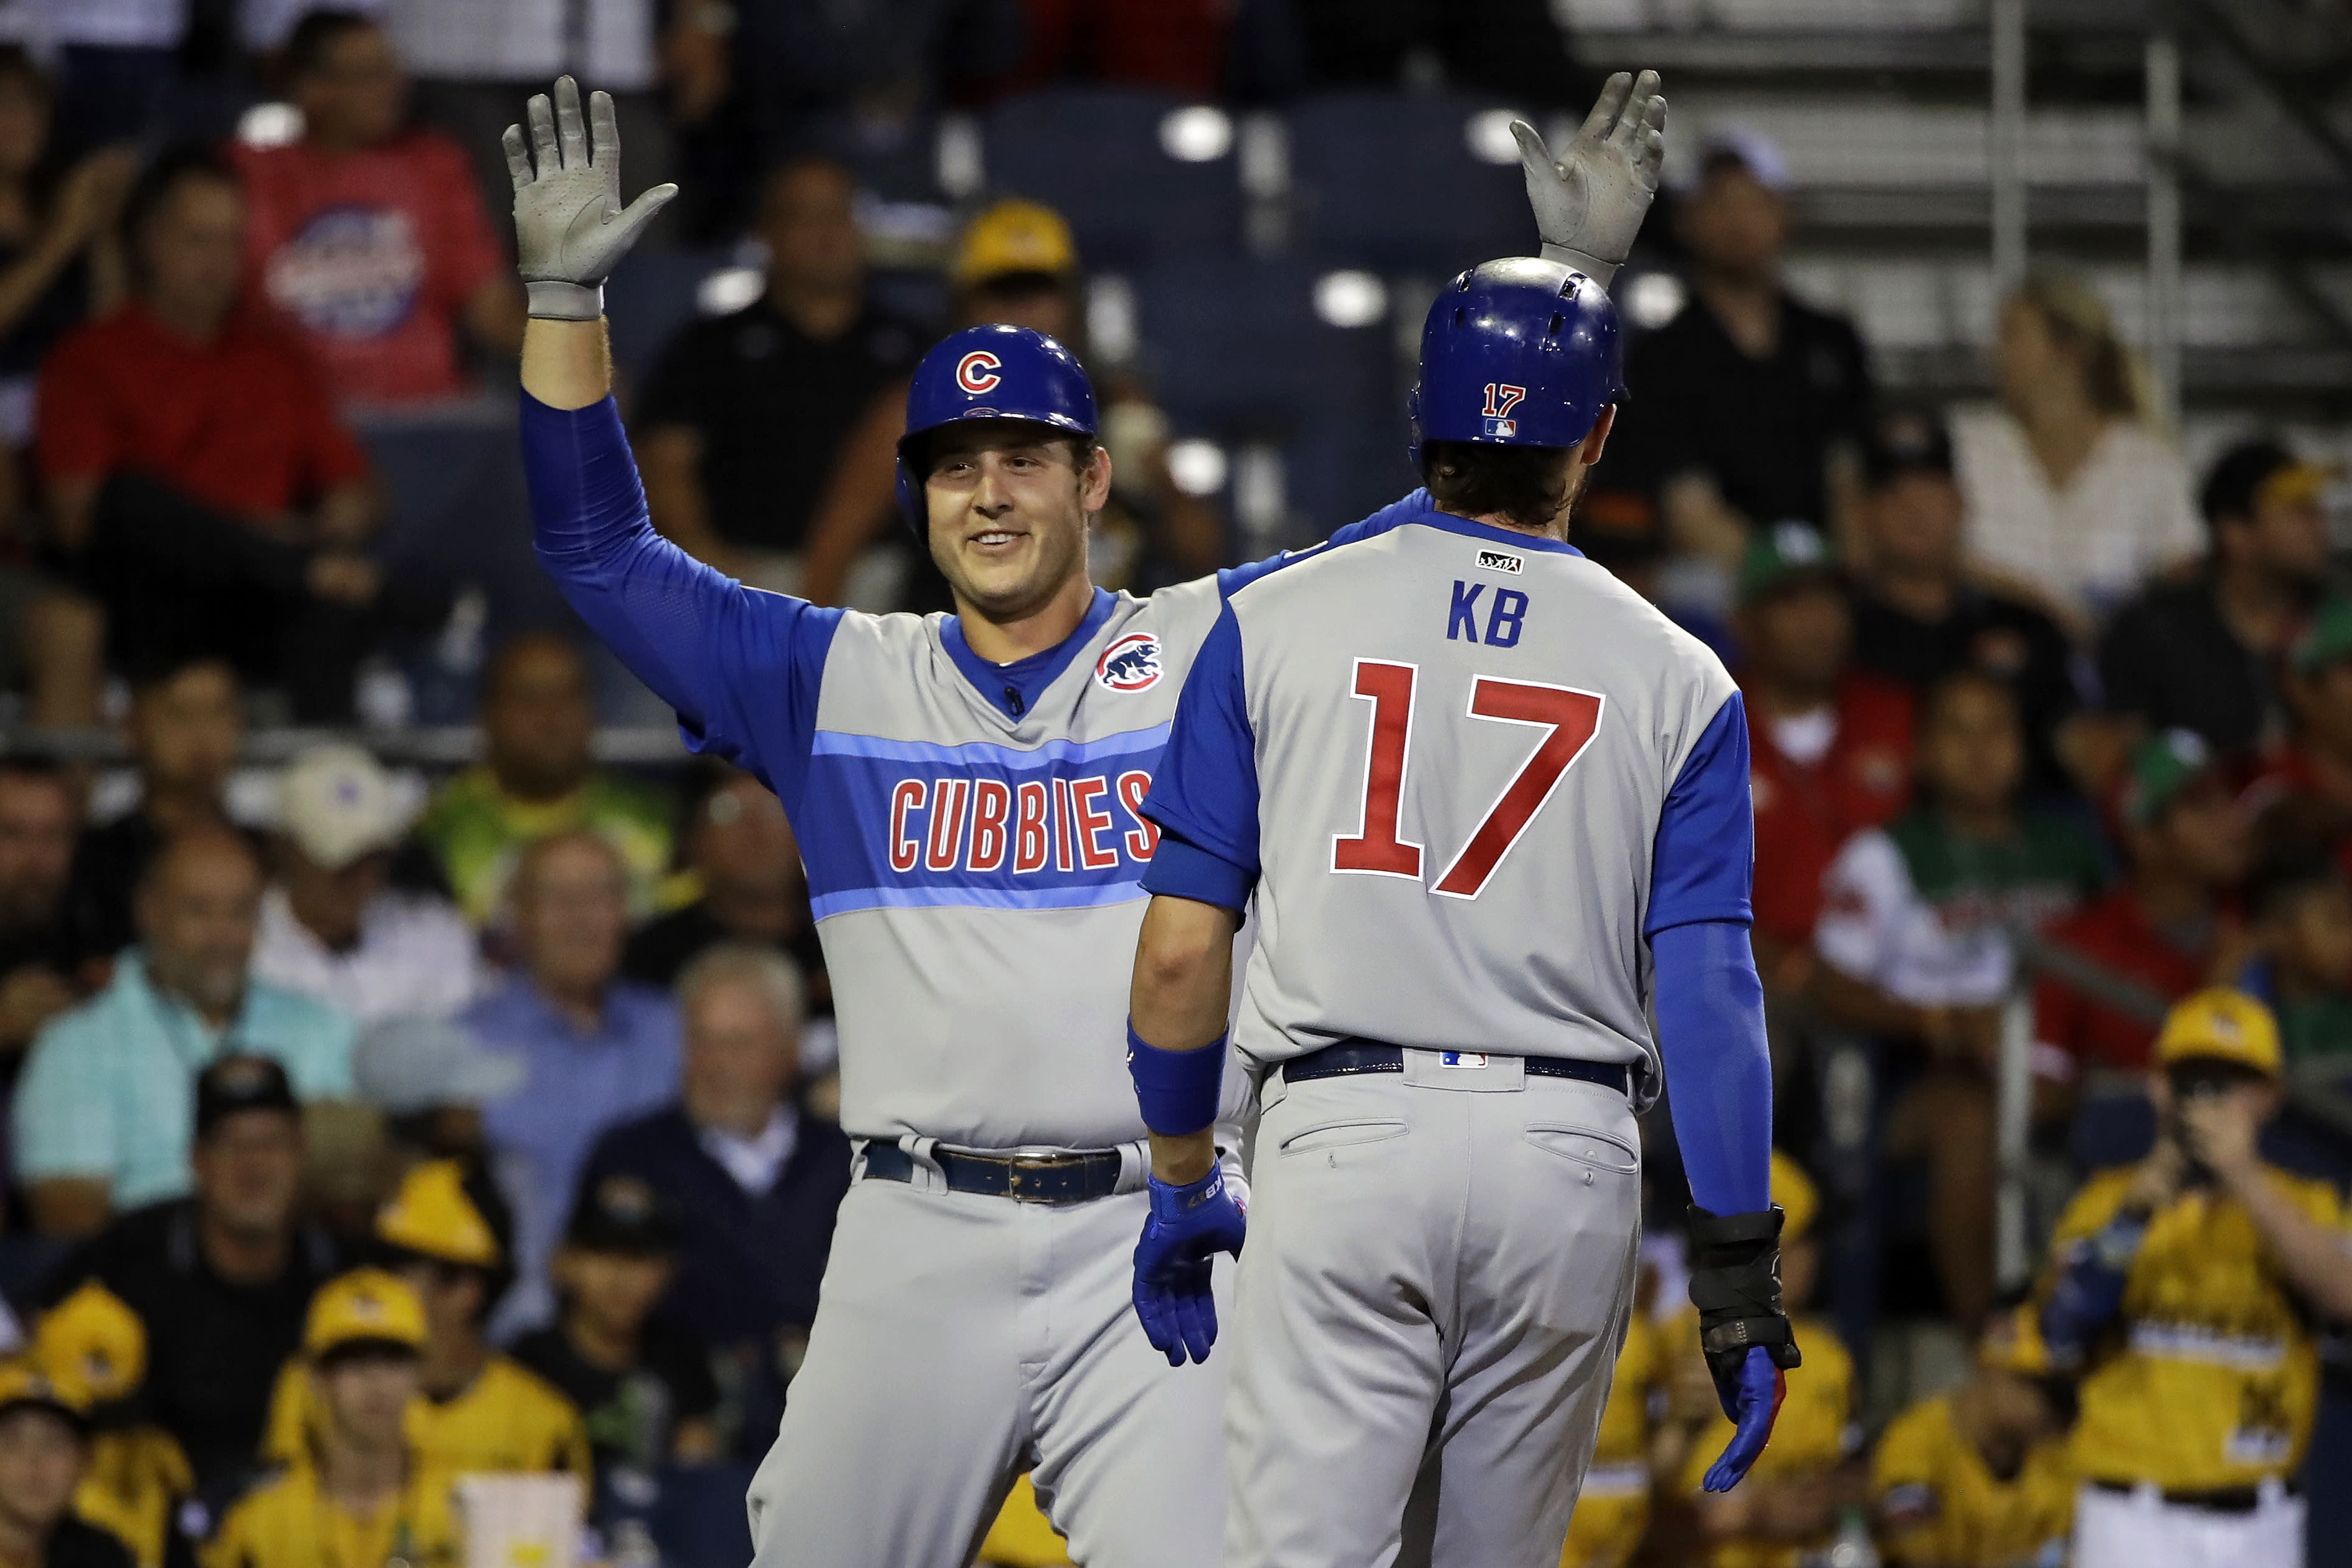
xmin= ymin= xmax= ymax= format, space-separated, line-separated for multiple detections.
xmin=1140 ymin=489 xmax=1752 ymax=1079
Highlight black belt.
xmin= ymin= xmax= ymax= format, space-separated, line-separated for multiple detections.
xmin=861 ymin=1141 xmax=1124 ymax=1205
xmin=1283 ymin=1040 xmax=1632 ymax=1097
xmin=2089 ymin=1478 xmax=2299 ymax=1513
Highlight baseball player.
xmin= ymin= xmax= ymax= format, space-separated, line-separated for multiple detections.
xmin=501 ymin=70 xmax=1666 ymax=1566
xmin=1122 ymin=258 xmax=1796 ymax=1566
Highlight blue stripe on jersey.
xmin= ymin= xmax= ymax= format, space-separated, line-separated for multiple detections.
xmin=810 ymin=722 xmax=1172 ymax=770
xmin=797 ymin=732 xmax=1168 ymax=919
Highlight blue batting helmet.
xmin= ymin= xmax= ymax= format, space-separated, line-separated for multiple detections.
xmin=895 ymin=324 xmax=1099 ymax=534
xmin=1407 ymin=258 xmax=1624 ymax=469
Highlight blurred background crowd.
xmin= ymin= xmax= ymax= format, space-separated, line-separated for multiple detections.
xmin=0 ymin=0 xmax=2339 ymax=1565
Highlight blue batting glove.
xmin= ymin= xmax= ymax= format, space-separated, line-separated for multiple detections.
xmin=1132 ymin=1166 xmax=1247 ymax=1366
xmin=1702 ymin=1346 xmax=1786 ymax=1492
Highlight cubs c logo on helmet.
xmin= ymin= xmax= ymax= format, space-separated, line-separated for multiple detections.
xmin=957 ymin=350 xmax=1005 ymax=395
xmin=1096 ymin=633 xmax=1162 ymax=692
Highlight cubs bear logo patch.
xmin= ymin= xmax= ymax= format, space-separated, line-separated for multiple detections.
xmin=1096 ymin=633 xmax=1162 ymax=692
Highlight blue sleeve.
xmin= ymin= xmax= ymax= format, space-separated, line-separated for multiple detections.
xmin=1651 ymin=920 xmax=1773 ymax=1217
xmin=1646 ymin=692 xmax=1755 ymax=937
xmin=1137 ymin=601 xmax=1259 ymax=910
xmin=519 ymin=393 xmax=843 ymax=815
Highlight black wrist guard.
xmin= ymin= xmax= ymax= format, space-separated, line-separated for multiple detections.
xmin=1687 ymin=1204 xmax=1803 ymax=1407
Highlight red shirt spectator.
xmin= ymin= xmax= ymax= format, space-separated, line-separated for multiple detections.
xmin=231 ymin=128 xmax=503 ymax=406
xmin=229 ymin=12 xmax=520 ymax=407
xmin=2030 ymin=888 xmax=2209 ymax=1076
xmin=37 ymin=301 xmax=369 ymax=517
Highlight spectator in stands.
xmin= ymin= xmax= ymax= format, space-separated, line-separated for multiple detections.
xmin=1813 ymin=669 xmax=2105 ymax=1331
xmin=252 ymin=744 xmax=481 ymax=1025
xmin=1677 ymin=1153 xmax=1857 ymax=1565
xmin=2098 ymin=440 xmax=2334 ymax=762
xmin=800 ymin=198 xmax=1226 ymax=609
xmin=60 ymin=656 xmax=241 ymax=965
xmin=634 ymin=158 xmax=922 ymax=592
xmin=1869 ymin=1308 xmax=2075 ymax=1568
xmin=999 ymin=0 xmax=1235 ymax=97
xmin=2254 ymin=597 xmax=2352 ymax=880
xmin=622 ymin=765 xmax=825 ymax=1012
xmin=1956 ymin=275 xmax=2201 ymax=628
xmin=33 ymin=1283 xmax=191 ymax=1568
xmin=420 ymin=633 xmax=674 ymax=925
xmin=511 ymin=1174 xmax=719 ymax=1471
xmin=2032 ymin=731 xmax=2248 ymax=1088
xmin=0 ymin=760 xmax=85 ymax=1062
xmin=351 ymin=1016 xmax=524 ymax=1171
xmin=36 ymin=148 xmax=389 ymax=722
xmin=2038 ymin=989 xmax=2352 ymax=1568
xmin=1603 ymin=130 xmax=1871 ymax=588
xmin=2237 ymin=849 xmax=2352 ymax=1068
xmin=1845 ymin=406 xmax=2082 ymax=794
xmin=467 ymin=833 xmax=678 ymax=1332
xmin=580 ymin=945 xmax=847 ymax=1454
xmin=1289 ymin=0 xmax=1583 ymax=104
xmin=13 ymin=836 xmax=355 ymax=1237
xmin=1736 ymin=522 xmax=1913 ymax=990
xmin=230 ymin=12 xmax=523 ymax=409
xmin=38 ymin=1057 xmax=340 ymax=1488
xmin=0 ymin=1364 xmax=131 ymax=1568
xmin=208 ymin=1270 xmax=458 ymax=1568
xmin=261 ymin=1159 xmax=590 ymax=1482
xmin=1559 ymin=1302 xmax=1674 ymax=1568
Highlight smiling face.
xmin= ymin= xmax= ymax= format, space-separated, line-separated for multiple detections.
xmin=921 ymin=420 xmax=1109 ymax=624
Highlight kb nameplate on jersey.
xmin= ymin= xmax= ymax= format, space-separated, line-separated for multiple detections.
xmin=1476 ymin=549 xmax=1525 ymax=575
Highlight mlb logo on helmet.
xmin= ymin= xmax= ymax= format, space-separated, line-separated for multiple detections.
xmin=1484 ymin=419 xmax=1517 ymax=438
xmin=956 ymin=350 xmax=1004 ymax=395
xmin=1096 ymin=633 xmax=1162 ymax=692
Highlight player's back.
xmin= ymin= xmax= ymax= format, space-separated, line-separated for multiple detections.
xmin=1219 ymin=498 xmax=1740 ymax=1074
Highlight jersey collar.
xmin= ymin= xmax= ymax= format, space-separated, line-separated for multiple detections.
xmin=1414 ymin=499 xmax=1585 ymax=557
xmin=941 ymin=587 xmax=1118 ymax=719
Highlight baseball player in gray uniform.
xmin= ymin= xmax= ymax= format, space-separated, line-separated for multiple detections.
xmin=503 ymin=71 xmax=1667 ymax=1566
xmin=1122 ymin=261 xmax=1799 ymax=1566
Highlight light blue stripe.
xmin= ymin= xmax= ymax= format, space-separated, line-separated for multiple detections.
xmin=812 ymin=880 xmax=1150 ymax=920
xmin=810 ymin=722 xmax=1172 ymax=771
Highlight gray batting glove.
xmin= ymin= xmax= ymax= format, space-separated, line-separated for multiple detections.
xmin=503 ymin=75 xmax=678 ymax=321
xmin=1512 ymin=69 xmax=1667 ymax=292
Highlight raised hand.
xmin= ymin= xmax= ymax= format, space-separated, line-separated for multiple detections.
xmin=503 ymin=75 xmax=678 ymax=321
xmin=1511 ymin=69 xmax=1668 ymax=289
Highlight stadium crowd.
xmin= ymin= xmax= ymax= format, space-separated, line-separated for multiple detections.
xmin=0 ymin=2 xmax=2338 ymax=1566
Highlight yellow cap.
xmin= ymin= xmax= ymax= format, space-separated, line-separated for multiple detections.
xmin=953 ymin=199 xmax=1078 ymax=288
xmin=0 ymin=1358 xmax=90 ymax=1424
xmin=2257 ymin=460 xmax=2340 ymax=514
xmin=1771 ymin=1150 xmax=1819 ymax=1244
xmin=2155 ymin=988 xmax=2282 ymax=1077
xmin=376 ymin=1159 xmax=502 ymax=1269
xmin=1979 ymin=1305 xmax=2054 ymax=1377
xmin=34 ymin=1282 xmax=145 ymax=1405
xmin=304 ymin=1269 xmax=427 ymax=1358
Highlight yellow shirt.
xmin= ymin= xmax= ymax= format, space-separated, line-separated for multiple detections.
xmin=1679 ymin=1315 xmax=1855 ymax=1568
xmin=976 ymin=1476 xmax=1070 ymax=1567
xmin=1871 ymin=1394 xmax=2073 ymax=1568
xmin=2042 ymin=1165 xmax=2336 ymax=1491
xmin=262 ymin=1357 xmax=593 ymax=1488
xmin=202 ymin=1459 xmax=461 ymax=1568
xmin=1562 ymin=1314 xmax=1663 ymax=1568
xmin=77 ymin=1426 xmax=193 ymax=1568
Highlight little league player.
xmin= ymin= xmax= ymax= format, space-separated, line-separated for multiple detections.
xmin=1123 ymin=258 xmax=1796 ymax=1566
xmin=503 ymin=70 xmax=1666 ymax=1566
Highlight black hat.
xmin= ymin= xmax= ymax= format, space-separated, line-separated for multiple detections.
xmin=564 ymin=1174 xmax=678 ymax=1255
xmin=194 ymin=1054 xmax=298 ymax=1139
xmin=1863 ymin=405 xmax=1954 ymax=488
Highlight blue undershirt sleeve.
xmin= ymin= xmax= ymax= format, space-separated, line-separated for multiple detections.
xmin=1139 ymin=602 xmax=1260 ymax=909
xmin=1646 ymin=692 xmax=1755 ymax=937
xmin=519 ymin=393 xmax=843 ymax=815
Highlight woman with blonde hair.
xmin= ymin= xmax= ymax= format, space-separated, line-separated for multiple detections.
xmin=1955 ymin=273 xmax=2202 ymax=630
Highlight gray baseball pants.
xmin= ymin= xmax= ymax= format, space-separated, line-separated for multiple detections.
xmin=744 ymin=1141 xmax=1233 ymax=1567
xmin=1222 ymin=1052 xmax=1643 ymax=1568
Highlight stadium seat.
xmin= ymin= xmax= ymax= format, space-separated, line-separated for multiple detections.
xmin=1287 ymin=92 xmax=1538 ymax=275
xmin=984 ymin=88 xmax=1244 ymax=268
xmin=1132 ymin=255 xmax=1398 ymax=441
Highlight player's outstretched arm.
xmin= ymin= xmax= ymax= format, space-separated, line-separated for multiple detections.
xmin=1512 ymin=69 xmax=1667 ymax=291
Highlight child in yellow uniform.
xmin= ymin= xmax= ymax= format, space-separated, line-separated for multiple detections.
xmin=33 ymin=1282 xmax=191 ymax=1568
xmin=1872 ymin=1308 xmax=2075 ymax=1567
xmin=1676 ymin=1152 xmax=1857 ymax=1568
xmin=0 ymin=1358 xmax=140 ymax=1568
xmin=205 ymin=1272 xmax=462 ymax=1568
xmin=262 ymin=1163 xmax=591 ymax=1485
xmin=1560 ymin=1310 xmax=1667 ymax=1568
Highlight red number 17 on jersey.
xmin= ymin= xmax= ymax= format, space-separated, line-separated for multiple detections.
xmin=1331 ymin=659 xmax=1604 ymax=899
